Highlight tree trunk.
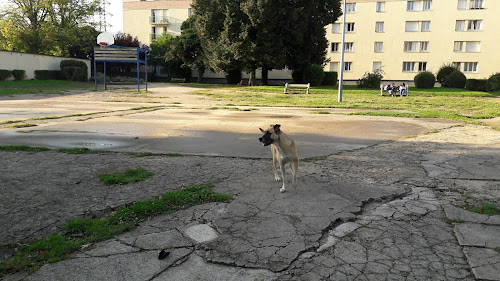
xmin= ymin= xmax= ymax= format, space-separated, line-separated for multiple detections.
xmin=197 ymin=67 xmax=205 ymax=83
xmin=249 ymin=69 xmax=256 ymax=86
xmin=262 ymin=66 xmax=269 ymax=85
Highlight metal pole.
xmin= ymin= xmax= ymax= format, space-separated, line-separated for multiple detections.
xmin=94 ymin=48 xmax=97 ymax=91
xmin=137 ymin=49 xmax=140 ymax=92
xmin=104 ymin=61 xmax=107 ymax=90
xmin=145 ymin=50 xmax=148 ymax=91
xmin=338 ymin=0 xmax=347 ymax=103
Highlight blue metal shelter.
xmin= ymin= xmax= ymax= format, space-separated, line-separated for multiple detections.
xmin=94 ymin=45 xmax=148 ymax=92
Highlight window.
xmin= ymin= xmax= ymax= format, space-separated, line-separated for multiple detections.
xmin=467 ymin=20 xmax=483 ymax=31
xmin=344 ymin=42 xmax=354 ymax=52
xmin=455 ymin=20 xmax=465 ymax=31
xmin=464 ymin=62 xmax=478 ymax=72
xmin=465 ymin=41 xmax=481 ymax=52
xmin=332 ymin=23 xmax=341 ymax=33
xmin=403 ymin=62 xmax=416 ymax=72
xmin=453 ymin=62 xmax=462 ymax=70
xmin=373 ymin=62 xmax=382 ymax=72
xmin=346 ymin=3 xmax=356 ymax=13
xmin=329 ymin=62 xmax=338 ymax=72
xmin=376 ymin=2 xmax=385 ymax=12
xmin=346 ymin=22 xmax=355 ymax=32
xmin=418 ymin=62 xmax=427 ymax=72
xmin=407 ymin=1 xmax=417 ymax=11
xmin=421 ymin=21 xmax=430 ymax=31
xmin=163 ymin=27 xmax=168 ymax=34
xmin=344 ymin=62 xmax=352 ymax=71
xmin=423 ymin=0 xmax=432 ymax=10
xmin=404 ymin=41 xmax=418 ymax=52
xmin=374 ymin=42 xmax=383 ymax=52
xmin=420 ymin=41 xmax=429 ymax=52
xmin=405 ymin=21 xmax=419 ymax=32
xmin=331 ymin=42 xmax=339 ymax=52
xmin=454 ymin=41 xmax=464 ymax=52
xmin=470 ymin=0 xmax=484 ymax=9
xmin=458 ymin=0 xmax=467 ymax=9
xmin=375 ymin=22 xmax=384 ymax=32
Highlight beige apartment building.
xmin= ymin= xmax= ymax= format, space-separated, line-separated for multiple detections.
xmin=124 ymin=0 xmax=499 ymax=82
xmin=327 ymin=0 xmax=500 ymax=81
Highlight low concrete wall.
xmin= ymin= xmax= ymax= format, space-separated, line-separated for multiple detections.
xmin=0 ymin=51 xmax=91 ymax=80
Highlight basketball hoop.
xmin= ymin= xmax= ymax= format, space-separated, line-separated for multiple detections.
xmin=97 ymin=32 xmax=114 ymax=48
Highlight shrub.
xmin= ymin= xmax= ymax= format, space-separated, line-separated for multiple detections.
xmin=62 ymin=67 xmax=86 ymax=82
xmin=302 ymin=64 xmax=324 ymax=86
xmin=0 ymin=69 xmax=12 ymax=81
xmin=357 ymin=69 xmax=384 ymax=89
xmin=444 ymin=70 xmax=466 ymax=89
xmin=465 ymin=79 xmax=488 ymax=92
xmin=60 ymin=60 xmax=88 ymax=81
xmin=225 ymin=69 xmax=242 ymax=84
xmin=322 ymin=71 xmax=337 ymax=86
xmin=34 ymin=70 xmax=62 ymax=80
xmin=414 ymin=71 xmax=436 ymax=88
xmin=11 ymin=69 xmax=26 ymax=81
xmin=486 ymin=73 xmax=500 ymax=92
xmin=437 ymin=64 xmax=457 ymax=87
xmin=292 ymin=69 xmax=304 ymax=83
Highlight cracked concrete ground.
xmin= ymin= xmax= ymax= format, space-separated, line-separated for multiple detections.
xmin=1 ymin=85 xmax=499 ymax=280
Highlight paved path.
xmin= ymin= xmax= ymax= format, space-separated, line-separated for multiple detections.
xmin=0 ymin=84 xmax=499 ymax=280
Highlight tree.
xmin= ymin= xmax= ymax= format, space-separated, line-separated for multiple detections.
xmin=174 ymin=16 xmax=208 ymax=83
xmin=193 ymin=0 xmax=341 ymax=85
xmin=0 ymin=0 xmax=100 ymax=55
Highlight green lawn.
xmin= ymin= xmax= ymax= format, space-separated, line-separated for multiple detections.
xmin=0 ymin=80 xmax=94 ymax=95
xmin=194 ymin=85 xmax=500 ymax=126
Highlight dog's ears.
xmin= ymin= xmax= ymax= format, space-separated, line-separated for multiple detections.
xmin=259 ymin=128 xmax=265 ymax=133
xmin=273 ymin=124 xmax=281 ymax=133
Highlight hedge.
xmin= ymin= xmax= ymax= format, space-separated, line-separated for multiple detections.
xmin=34 ymin=70 xmax=62 ymax=80
xmin=62 ymin=67 xmax=87 ymax=82
xmin=11 ymin=69 xmax=26 ymax=81
xmin=414 ymin=71 xmax=435 ymax=89
xmin=0 ymin=69 xmax=11 ymax=81
xmin=465 ymin=79 xmax=487 ymax=92
xmin=322 ymin=71 xmax=338 ymax=86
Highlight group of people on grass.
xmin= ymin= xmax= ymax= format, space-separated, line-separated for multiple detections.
xmin=384 ymin=83 xmax=407 ymax=97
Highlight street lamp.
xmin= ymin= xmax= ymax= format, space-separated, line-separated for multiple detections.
xmin=338 ymin=0 xmax=347 ymax=103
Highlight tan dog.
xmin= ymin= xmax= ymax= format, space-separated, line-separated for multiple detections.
xmin=259 ymin=124 xmax=298 ymax=193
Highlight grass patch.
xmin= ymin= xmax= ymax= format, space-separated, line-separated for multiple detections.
xmin=0 ymin=145 xmax=49 ymax=153
xmin=133 ymin=152 xmax=155 ymax=157
xmin=166 ymin=153 xmax=182 ymax=157
xmin=0 ymin=81 xmax=94 ymax=96
xmin=0 ymin=184 xmax=232 ymax=274
xmin=4 ymin=123 xmax=37 ymax=128
xmin=56 ymin=147 xmax=92 ymax=154
xmin=0 ymin=120 xmax=22 ymax=124
xmin=445 ymin=218 xmax=465 ymax=224
xmin=310 ymin=111 xmax=331 ymax=114
xmin=99 ymin=168 xmax=154 ymax=185
xmin=467 ymin=203 xmax=500 ymax=215
xmin=193 ymin=85 xmax=500 ymax=126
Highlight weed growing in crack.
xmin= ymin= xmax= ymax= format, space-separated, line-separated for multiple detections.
xmin=0 ymin=145 xmax=49 ymax=153
xmin=56 ymin=147 xmax=92 ymax=154
xmin=4 ymin=123 xmax=37 ymax=129
xmin=445 ymin=218 xmax=464 ymax=224
xmin=467 ymin=203 xmax=500 ymax=215
xmin=0 ymin=184 xmax=232 ymax=274
xmin=99 ymin=168 xmax=154 ymax=185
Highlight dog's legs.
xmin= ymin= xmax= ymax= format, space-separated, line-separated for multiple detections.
xmin=272 ymin=146 xmax=281 ymax=181
xmin=279 ymin=162 xmax=286 ymax=193
xmin=291 ymin=161 xmax=298 ymax=187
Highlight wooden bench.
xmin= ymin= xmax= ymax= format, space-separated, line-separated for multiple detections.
xmin=171 ymin=78 xmax=186 ymax=83
xmin=284 ymin=83 xmax=310 ymax=94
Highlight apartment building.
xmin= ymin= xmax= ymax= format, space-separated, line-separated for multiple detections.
xmin=326 ymin=0 xmax=500 ymax=81
xmin=123 ymin=0 xmax=193 ymax=45
xmin=124 ymin=0 xmax=499 ymax=82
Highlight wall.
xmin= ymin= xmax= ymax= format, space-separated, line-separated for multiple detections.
xmin=0 ymin=51 xmax=91 ymax=80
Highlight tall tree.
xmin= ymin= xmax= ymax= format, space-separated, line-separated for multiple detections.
xmin=192 ymin=0 xmax=341 ymax=85
xmin=174 ymin=15 xmax=208 ymax=83
xmin=0 ymin=0 xmax=100 ymax=55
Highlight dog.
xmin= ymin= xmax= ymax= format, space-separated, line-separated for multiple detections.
xmin=259 ymin=124 xmax=298 ymax=193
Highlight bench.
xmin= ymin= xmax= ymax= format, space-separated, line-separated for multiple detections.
xmin=380 ymin=83 xmax=409 ymax=96
xmin=284 ymin=83 xmax=310 ymax=94
xmin=171 ymin=78 xmax=186 ymax=83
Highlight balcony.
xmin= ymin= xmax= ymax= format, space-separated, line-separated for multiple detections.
xmin=150 ymin=16 xmax=169 ymax=25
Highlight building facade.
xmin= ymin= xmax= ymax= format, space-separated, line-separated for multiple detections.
xmin=123 ymin=0 xmax=499 ymax=82
xmin=326 ymin=0 xmax=500 ymax=81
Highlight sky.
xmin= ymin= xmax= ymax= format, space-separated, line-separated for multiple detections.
xmin=0 ymin=0 xmax=123 ymax=34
